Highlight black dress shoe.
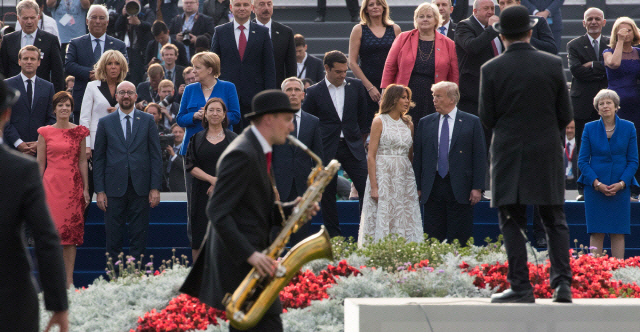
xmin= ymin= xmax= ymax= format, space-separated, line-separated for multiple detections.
xmin=314 ymin=15 xmax=325 ymax=22
xmin=536 ymin=237 xmax=548 ymax=248
xmin=552 ymin=282 xmax=572 ymax=303
xmin=351 ymin=15 xmax=359 ymax=22
xmin=491 ymin=288 xmax=535 ymax=303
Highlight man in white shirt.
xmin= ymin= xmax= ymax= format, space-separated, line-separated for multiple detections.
xmin=294 ymin=34 xmax=324 ymax=84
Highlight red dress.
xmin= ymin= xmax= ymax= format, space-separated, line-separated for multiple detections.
xmin=38 ymin=125 xmax=90 ymax=245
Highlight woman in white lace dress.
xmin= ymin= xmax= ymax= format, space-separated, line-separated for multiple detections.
xmin=358 ymin=84 xmax=423 ymax=247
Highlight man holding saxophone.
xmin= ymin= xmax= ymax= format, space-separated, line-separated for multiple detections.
xmin=181 ymin=90 xmax=320 ymax=332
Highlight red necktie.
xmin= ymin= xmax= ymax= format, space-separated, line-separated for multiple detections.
xmin=238 ymin=25 xmax=247 ymax=61
xmin=265 ymin=152 xmax=272 ymax=175
xmin=491 ymin=39 xmax=499 ymax=56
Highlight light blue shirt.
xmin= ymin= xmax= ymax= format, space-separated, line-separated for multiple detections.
xmin=182 ymin=13 xmax=197 ymax=59
xmin=50 ymin=0 xmax=87 ymax=43
xmin=91 ymin=33 xmax=106 ymax=57
xmin=118 ymin=108 xmax=135 ymax=140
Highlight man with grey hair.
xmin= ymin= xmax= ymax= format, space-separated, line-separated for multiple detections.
xmin=272 ymin=76 xmax=323 ymax=246
xmin=65 ymin=4 xmax=128 ymax=124
xmin=413 ymin=81 xmax=486 ymax=245
xmin=0 ymin=0 xmax=64 ymax=92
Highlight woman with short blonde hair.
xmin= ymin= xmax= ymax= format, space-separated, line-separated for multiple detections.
xmin=93 ymin=50 xmax=128 ymax=82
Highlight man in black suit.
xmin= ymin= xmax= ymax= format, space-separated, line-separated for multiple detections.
xmin=113 ymin=0 xmax=154 ymax=86
xmin=146 ymin=20 xmax=189 ymax=68
xmin=295 ymin=34 xmax=325 ymax=84
xmin=413 ymin=81 xmax=486 ymax=245
xmin=160 ymin=44 xmax=186 ymax=89
xmin=0 ymin=77 xmax=69 ymax=332
xmin=567 ymin=7 xmax=609 ymax=149
xmin=168 ymin=0 xmax=215 ymax=61
xmin=165 ymin=123 xmax=185 ymax=191
xmin=0 ymin=0 xmax=64 ymax=92
xmin=563 ymin=120 xmax=578 ymax=190
xmin=93 ymin=81 xmax=163 ymax=259
xmin=273 ymin=77 xmax=324 ymax=245
xmin=302 ymin=50 xmax=369 ymax=237
xmin=181 ymin=90 xmax=318 ymax=332
xmin=65 ymin=4 xmax=128 ymax=124
xmin=252 ymin=0 xmax=297 ymax=87
xmin=211 ymin=0 xmax=277 ymax=132
xmin=3 ymin=45 xmax=55 ymax=155
xmin=479 ymin=5 xmax=573 ymax=303
xmin=136 ymin=63 xmax=164 ymax=108
xmin=314 ymin=0 xmax=359 ymax=22
xmin=498 ymin=0 xmax=557 ymax=54
xmin=433 ymin=0 xmax=458 ymax=40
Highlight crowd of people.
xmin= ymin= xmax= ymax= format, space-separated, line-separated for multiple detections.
xmin=2 ymin=0 xmax=640 ymax=326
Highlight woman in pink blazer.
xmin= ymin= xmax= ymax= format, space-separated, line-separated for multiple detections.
xmin=381 ymin=2 xmax=458 ymax=121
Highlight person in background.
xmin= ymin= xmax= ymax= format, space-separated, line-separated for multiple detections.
xmin=136 ymin=63 xmax=164 ymax=109
xmin=47 ymin=0 xmax=90 ymax=60
xmin=433 ymin=0 xmax=456 ymax=40
xmin=145 ymin=102 xmax=171 ymax=133
xmin=578 ymin=89 xmax=638 ymax=259
xmin=145 ymin=20 xmax=189 ymax=69
xmin=294 ymin=34 xmax=324 ymax=84
xmin=36 ymin=91 xmax=90 ymax=288
xmin=564 ymin=120 xmax=578 ymax=190
xmin=451 ymin=0 xmax=469 ymax=23
xmin=148 ymin=0 xmax=179 ymax=27
xmin=65 ymin=76 xmax=74 ymax=92
xmin=168 ymin=0 xmax=215 ymax=61
xmin=498 ymin=0 xmax=557 ymax=54
xmin=166 ymin=123 xmax=186 ymax=192
xmin=194 ymin=34 xmax=211 ymax=54
xmin=521 ymin=0 xmax=563 ymax=53
xmin=161 ymin=43 xmax=186 ymax=88
xmin=157 ymin=79 xmax=180 ymax=126
xmin=176 ymin=66 xmax=196 ymax=104
xmin=349 ymin=0 xmax=401 ymax=127
xmin=185 ymin=97 xmax=237 ymax=261
xmin=203 ymin=0 xmax=230 ymax=26
xmin=314 ymin=0 xmax=359 ymax=22
xmin=382 ymin=3 xmax=458 ymax=122
xmin=302 ymin=77 xmax=314 ymax=89
xmin=16 ymin=0 xmax=60 ymax=41
xmin=114 ymin=0 xmax=154 ymax=86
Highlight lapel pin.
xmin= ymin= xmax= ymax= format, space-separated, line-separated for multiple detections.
xmin=584 ymin=46 xmax=588 ymax=48
xmin=459 ymin=119 xmax=462 ymax=122
xmin=437 ymin=48 xmax=441 ymax=51
xmin=276 ymin=31 xmax=280 ymax=34
xmin=110 ymin=41 xmax=113 ymax=44
xmin=38 ymin=38 xmax=41 ymax=41
xmin=252 ymin=31 xmax=256 ymax=34
xmin=137 ymin=117 xmax=140 ymax=120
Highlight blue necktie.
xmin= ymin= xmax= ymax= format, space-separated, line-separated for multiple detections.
xmin=438 ymin=114 xmax=449 ymax=178
xmin=93 ymin=39 xmax=102 ymax=63
xmin=439 ymin=26 xmax=446 ymax=35
xmin=125 ymin=115 xmax=132 ymax=144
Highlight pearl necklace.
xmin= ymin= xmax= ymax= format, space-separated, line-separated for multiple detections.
xmin=207 ymin=129 xmax=224 ymax=140
xmin=606 ymin=126 xmax=615 ymax=132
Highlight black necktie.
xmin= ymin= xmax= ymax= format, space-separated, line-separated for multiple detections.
xmin=292 ymin=115 xmax=298 ymax=138
xmin=167 ymin=70 xmax=173 ymax=81
xmin=125 ymin=115 xmax=132 ymax=144
xmin=26 ymin=79 xmax=33 ymax=109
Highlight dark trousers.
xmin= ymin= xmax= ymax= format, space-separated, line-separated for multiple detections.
xmin=272 ymin=183 xmax=312 ymax=247
xmin=234 ymin=102 xmax=252 ymax=134
xmin=317 ymin=0 xmax=359 ymax=16
xmin=2 ymin=278 xmax=39 ymax=332
xmin=229 ymin=299 xmax=283 ymax=332
xmin=321 ymin=139 xmax=367 ymax=237
xmin=184 ymin=157 xmax=194 ymax=244
xmin=105 ymin=177 xmax=150 ymax=259
xmin=498 ymin=204 xmax=572 ymax=291
xmin=423 ymin=174 xmax=474 ymax=244
xmin=83 ymin=153 xmax=95 ymax=224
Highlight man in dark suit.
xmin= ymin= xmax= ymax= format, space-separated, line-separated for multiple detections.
xmin=65 ymin=4 xmax=128 ymax=124
xmin=168 ymin=0 xmax=215 ymax=61
xmin=454 ymin=0 xmax=502 ymax=117
xmin=0 ymin=77 xmax=69 ymax=332
xmin=252 ymin=0 xmax=297 ymax=87
xmin=3 ymin=45 xmax=55 ymax=155
xmin=136 ymin=63 xmax=164 ymax=108
xmin=165 ymin=123 xmax=185 ymax=191
xmin=113 ymin=0 xmax=154 ymax=86
xmin=498 ymin=0 xmax=557 ymax=54
xmin=302 ymin=50 xmax=369 ymax=237
xmin=294 ymin=34 xmax=325 ymax=84
xmin=563 ymin=120 xmax=578 ymax=190
xmin=478 ymin=5 xmax=573 ymax=303
xmin=451 ymin=0 xmax=470 ymax=24
xmin=211 ymin=0 xmax=277 ymax=132
xmin=93 ymin=81 xmax=163 ymax=259
xmin=314 ymin=0 xmax=359 ymax=22
xmin=567 ymin=7 xmax=609 ymax=149
xmin=157 ymin=79 xmax=181 ymax=126
xmin=160 ymin=44 xmax=186 ymax=89
xmin=0 ymin=0 xmax=64 ymax=92
xmin=521 ymin=0 xmax=563 ymax=53
xmin=414 ymin=81 xmax=486 ymax=245
xmin=433 ymin=0 xmax=457 ymax=40
xmin=146 ymin=20 xmax=189 ymax=68
xmin=273 ymin=77 xmax=324 ymax=245
xmin=181 ymin=90 xmax=317 ymax=332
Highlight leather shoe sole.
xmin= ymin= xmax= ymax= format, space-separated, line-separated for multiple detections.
xmin=491 ymin=288 xmax=535 ymax=303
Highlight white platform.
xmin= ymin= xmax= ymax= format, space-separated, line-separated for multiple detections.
xmin=344 ymin=298 xmax=640 ymax=332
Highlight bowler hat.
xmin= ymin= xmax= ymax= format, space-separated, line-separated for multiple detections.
xmin=493 ymin=5 xmax=538 ymax=35
xmin=245 ymin=90 xmax=297 ymax=119
xmin=0 ymin=74 xmax=19 ymax=110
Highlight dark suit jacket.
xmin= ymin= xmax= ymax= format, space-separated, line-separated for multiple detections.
xmin=210 ymin=21 xmax=276 ymax=107
xmin=136 ymin=81 xmax=158 ymax=103
xmin=562 ymin=135 xmax=579 ymax=189
xmin=147 ymin=0 xmax=179 ymax=25
xmin=450 ymin=0 xmax=469 ymax=24
xmin=302 ymin=54 xmax=325 ymax=84
xmin=180 ymin=127 xmax=289 ymax=309
xmin=530 ymin=15 xmax=557 ymax=54
xmin=479 ymin=42 xmax=573 ymax=207
xmin=114 ymin=19 xmax=154 ymax=86
xmin=273 ymin=111 xmax=324 ymax=200
xmin=144 ymin=38 xmax=190 ymax=68
xmin=302 ymin=78 xmax=369 ymax=163
xmin=252 ymin=19 xmax=296 ymax=87
xmin=3 ymin=75 xmax=55 ymax=146
xmin=0 ymin=145 xmax=68 ymax=328
xmin=93 ymin=109 xmax=163 ymax=197
xmin=567 ymin=34 xmax=610 ymax=119
xmin=446 ymin=20 xmax=457 ymax=40
xmin=65 ymin=34 xmax=128 ymax=115
xmin=454 ymin=15 xmax=502 ymax=111
xmin=521 ymin=0 xmax=563 ymax=30
xmin=0 ymin=29 xmax=64 ymax=92
xmin=169 ymin=13 xmax=216 ymax=58
xmin=168 ymin=65 xmax=186 ymax=90
xmin=413 ymin=110 xmax=487 ymax=205
xmin=166 ymin=152 xmax=185 ymax=192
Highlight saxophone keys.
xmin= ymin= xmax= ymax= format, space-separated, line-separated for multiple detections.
xmin=233 ymin=311 xmax=246 ymax=322
xmin=275 ymin=265 xmax=287 ymax=278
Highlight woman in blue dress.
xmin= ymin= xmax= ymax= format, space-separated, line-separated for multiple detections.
xmin=578 ymin=89 xmax=638 ymax=259
xmin=348 ymin=0 xmax=400 ymax=127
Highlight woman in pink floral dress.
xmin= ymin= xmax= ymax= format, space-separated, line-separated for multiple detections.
xmin=36 ymin=91 xmax=90 ymax=288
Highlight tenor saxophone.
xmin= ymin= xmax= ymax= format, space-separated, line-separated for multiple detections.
xmin=222 ymin=135 xmax=340 ymax=330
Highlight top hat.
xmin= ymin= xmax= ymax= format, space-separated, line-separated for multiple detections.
xmin=493 ymin=5 xmax=538 ymax=35
xmin=0 ymin=74 xmax=20 ymax=110
xmin=245 ymin=90 xmax=297 ymax=119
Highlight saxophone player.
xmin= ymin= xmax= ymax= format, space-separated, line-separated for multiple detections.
xmin=180 ymin=90 xmax=320 ymax=332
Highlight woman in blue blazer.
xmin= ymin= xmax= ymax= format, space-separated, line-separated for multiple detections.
xmin=578 ymin=89 xmax=639 ymax=259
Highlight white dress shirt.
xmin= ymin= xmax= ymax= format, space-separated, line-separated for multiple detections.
xmin=21 ymin=29 xmax=37 ymax=49
xmin=91 ymin=33 xmax=106 ymax=57
xmin=565 ymin=136 xmax=576 ymax=178
xmin=325 ymin=78 xmax=346 ymax=138
xmin=474 ymin=16 xmax=502 ymax=54
xmin=297 ymin=53 xmax=308 ymax=78
xmin=436 ymin=107 xmax=457 ymax=171
xmin=587 ymin=34 xmax=602 ymax=60
xmin=250 ymin=125 xmax=272 ymax=154
xmin=255 ymin=19 xmax=272 ymax=38
xmin=16 ymin=15 xmax=60 ymax=42
xmin=118 ymin=108 xmax=135 ymax=141
xmin=233 ymin=20 xmax=251 ymax=48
